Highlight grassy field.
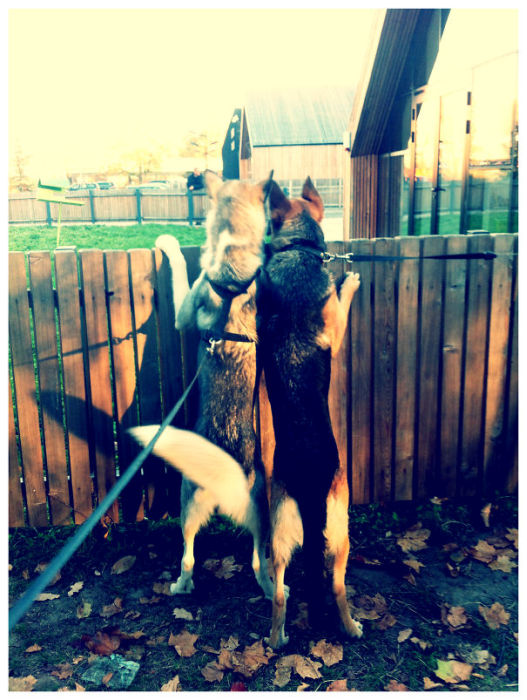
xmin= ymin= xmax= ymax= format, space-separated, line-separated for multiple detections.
xmin=8 ymin=223 xmax=207 ymax=252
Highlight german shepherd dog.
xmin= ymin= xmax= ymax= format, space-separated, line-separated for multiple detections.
xmin=256 ymin=177 xmax=363 ymax=647
xmin=130 ymin=171 xmax=274 ymax=600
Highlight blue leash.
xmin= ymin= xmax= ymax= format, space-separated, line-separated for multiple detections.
xmin=9 ymin=357 xmax=204 ymax=632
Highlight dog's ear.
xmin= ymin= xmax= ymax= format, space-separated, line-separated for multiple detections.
xmin=268 ymin=180 xmax=291 ymax=230
xmin=301 ymin=176 xmax=324 ymax=222
xmin=205 ymin=170 xmax=223 ymax=202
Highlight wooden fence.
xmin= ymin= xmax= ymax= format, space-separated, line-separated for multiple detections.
xmin=8 ymin=190 xmax=210 ymax=226
xmin=8 ymin=234 xmax=518 ymax=528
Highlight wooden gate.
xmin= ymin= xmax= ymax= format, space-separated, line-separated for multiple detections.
xmin=8 ymin=234 xmax=517 ymax=528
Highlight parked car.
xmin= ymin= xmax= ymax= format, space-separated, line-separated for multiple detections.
xmin=96 ymin=181 xmax=115 ymax=190
xmin=69 ymin=183 xmax=97 ymax=191
xmin=126 ymin=182 xmax=168 ymax=191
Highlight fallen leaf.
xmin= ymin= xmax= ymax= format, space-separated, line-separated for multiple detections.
xmin=505 ymin=528 xmax=518 ymax=548
xmin=460 ymin=648 xmax=496 ymax=669
xmin=479 ymin=602 xmax=510 ymax=630
xmin=385 ymin=679 xmax=409 ymax=691
xmin=124 ymin=610 xmax=141 ymax=620
xmin=275 ymin=654 xmax=323 ymax=685
xmin=410 ymin=636 xmax=432 ymax=651
xmin=225 ymin=639 xmax=274 ymax=678
xmin=293 ymin=655 xmax=323 ymax=680
xmin=497 ymin=664 xmax=508 ymax=677
xmin=470 ymin=540 xmax=497 ymax=564
xmin=24 ymin=644 xmax=42 ymax=653
xmin=274 ymin=662 xmax=292 ymax=688
xmin=441 ymin=604 xmax=469 ymax=631
xmin=68 ymin=581 xmax=84 ymax=597
xmin=169 ymin=629 xmax=198 ymax=658
xmin=82 ymin=629 xmax=121 ymax=655
xmin=297 ymin=682 xmax=310 ymax=691
xmin=488 ymin=555 xmax=517 ymax=573
xmin=480 ymin=503 xmax=492 ymax=527
xmin=397 ymin=628 xmax=413 ymax=643
xmin=377 ymin=613 xmax=397 ymax=630
xmin=52 ymin=663 xmax=74 ymax=680
xmin=152 ymin=582 xmax=172 ymax=596
xmin=34 ymin=562 xmax=62 ymax=585
xmin=76 ymin=602 xmax=92 ymax=619
xmin=8 ymin=675 xmax=38 ymax=691
xmin=220 ymin=636 xmax=239 ymax=651
xmin=326 ymin=679 xmax=349 ymax=691
xmin=203 ymin=555 xmax=243 ymax=579
xmin=36 ymin=592 xmax=60 ymax=601
xmin=310 ymin=639 xmax=343 ymax=666
xmin=397 ymin=524 xmax=430 ymax=553
xmin=423 ymin=676 xmax=443 ymax=690
xmin=172 ymin=607 xmax=193 ymax=621
xmin=161 ymin=675 xmax=181 ymax=691
xmin=201 ymin=661 xmax=224 ymax=682
xmin=100 ymin=597 xmax=123 ymax=618
xmin=231 ymin=681 xmax=248 ymax=691
xmin=111 ymin=555 xmax=136 ymax=575
xmin=404 ymin=558 xmax=425 ymax=573
xmin=434 ymin=659 xmax=473 ymax=684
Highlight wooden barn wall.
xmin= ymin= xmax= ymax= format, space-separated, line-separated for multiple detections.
xmin=8 ymin=235 xmax=518 ymax=527
xmin=247 ymin=144 xmax=344 ymax=182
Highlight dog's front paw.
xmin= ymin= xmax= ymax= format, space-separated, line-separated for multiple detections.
xmin=264 ymin=631 xmax=289 ymax=649
xmin=347 ymin=618 xmax=363 ymax=638
xmin=170 ymin=577 xmax=195 ymax=595
xmin=343 ymin=271 xmax=361 ymax=295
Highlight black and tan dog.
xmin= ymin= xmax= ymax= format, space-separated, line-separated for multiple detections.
xmin=130 ymin=171 xmax=274 ymax=600
xmin=257 ymin=177 xmax=362 ymax=647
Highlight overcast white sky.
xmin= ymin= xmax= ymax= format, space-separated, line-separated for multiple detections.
xmin=8 ymin=8 xmax=379 ymax=178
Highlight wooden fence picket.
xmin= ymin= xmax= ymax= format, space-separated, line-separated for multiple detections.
xmin=79 ymin=249 xmax=119 ymax=523
xmin=9 ymin=252 xmax=48 ymax=527
xmin=8 ymin=376 xmax=26 ymax=528
xmin=54 ymin=250 xmax=93 ymax=523
xmin=28 ymin=252 xmax=71 ymax=526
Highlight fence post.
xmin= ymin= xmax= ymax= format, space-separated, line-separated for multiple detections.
xmin=45 ymin=201 xmax=52 ymax=226
xmin=89 ymin=189 xmax=96 ymax=223
xmin=136 ymin=189 xmax=142 ymax=224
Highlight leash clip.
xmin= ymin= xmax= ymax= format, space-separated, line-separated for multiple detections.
xmin=322 ymin=251 xmax=336 ymax=264
xmin=207 ymin=338 xmax=222 ymax=355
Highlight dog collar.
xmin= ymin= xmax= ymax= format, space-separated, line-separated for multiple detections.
xmin=264 ymin=238 xmax=328 ymax=263
xmin=201 ymin=329 xmax=255 ymax=354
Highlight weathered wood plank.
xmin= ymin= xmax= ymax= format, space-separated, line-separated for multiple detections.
xmin=372 ymin=238 xmax=397 ymax=502
xmin=482 ymin=234 xmax=515 ymax=492
xmin=439 ymin=236 xmax=468 ymax=496
xmin=394 ymin=236 xmax=420 ymax=501
xmin=8 ymin=252 xmax=48 ymax=527
xmin=459 ymin=234 xmax=493 ymax=498
xmin=328 ymin=241 xmax=350 ymax=489
xmin=28 ymin=251 xmax=71 ymax=526
xmin=505 ymin=261 xmax=518 ymax=494
xmin=79 ymin=249 xmax=119 ymax=523
xmin=54 ymin=250 xmax=93 ymax=523
xmin=349 ymin=238 xmax=373 ymax=504
xmin=105 ymin=249 xmax=144 ymax=521
xmin=9 ymin=374 xmax=26 ymax=527
xmin=129 ymin=248 xmax=166 ymax=517
xmin=416 ymin=236 xmax=445 ymax=499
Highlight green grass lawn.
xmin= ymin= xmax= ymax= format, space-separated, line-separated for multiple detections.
xmin=8 ymin=223 xmax=206 ymax=252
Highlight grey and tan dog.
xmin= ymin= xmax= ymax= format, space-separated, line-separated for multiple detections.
xmin=130 ymin=171 xmax=274 ymax=600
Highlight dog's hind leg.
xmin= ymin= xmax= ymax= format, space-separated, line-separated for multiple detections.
xmin=325 ymin=487 xmax=363 ymax=639
xmin=170 ymin=485 xmax=215 ymax=595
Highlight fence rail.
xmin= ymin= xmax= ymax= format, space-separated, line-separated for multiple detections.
xmin=8 ymin=234 xmax=517 ymax=528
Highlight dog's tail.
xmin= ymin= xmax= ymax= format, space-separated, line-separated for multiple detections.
xmin=128 ymin=426 xmax=251 ymax=523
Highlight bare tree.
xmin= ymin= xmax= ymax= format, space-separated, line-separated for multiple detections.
xmin=10 ymin=144 xmax=33 ymax=191
xmin=179 ymin=131 xmax=220 ymax=169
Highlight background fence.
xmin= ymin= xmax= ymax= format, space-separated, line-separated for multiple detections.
xmin=8 ymin=234 xmax=517 ymax=528
xmin=8 ymin=179 xmax=344 ymax=226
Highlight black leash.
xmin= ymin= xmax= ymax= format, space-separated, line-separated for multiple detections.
xmin=9 ymin=355 xmax=206 ymax=632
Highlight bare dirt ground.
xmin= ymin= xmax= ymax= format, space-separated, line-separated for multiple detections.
xmin=9 ymin=496 xmax=518 ymax=692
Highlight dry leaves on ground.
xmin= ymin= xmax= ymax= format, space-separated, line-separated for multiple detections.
xmin=111 ymin=555 xmax=136 ymax=575
xmin=441 ymin=604 xmax=470 ymax=632
xmin=35 ymin=592 xmax=60 ymax=601
xmin=310 ymin=639 xmax=343 ymax=666
xmin=168 ymin=629 xmax=198 ymax=658
xmin=202 ymin=555 xmax=243 ymax=579
xmin=434 ymin=659 xmax=473 ymax=684
xmin=172 ymin=607 xmax=193 ymax=621
xmin=24 ymin=644 xmax=43 ymax=653
xmin=384 ymin=679 xmax=409 ymax=691
xmin=76 ymin=602 xmax=92 ymax=619
xmin=326 ymin=679 xmax=349 ymax=691
xmin=8 ymin=675 xmax=38 ymax=691
xmin=479 ymin=602 xmax=510 ymax=630
xmin=274 ymin=654 xmax=323 ymax=688
xmin=68 ymin=581 xmax=84 ymax=597
xmin=160 ymin=675 xmax=181 ymax=691
xmin=100 ymin=597 xmax=123 ymax=618
xmin=396 ymin=523 xmax=431 ymax=553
